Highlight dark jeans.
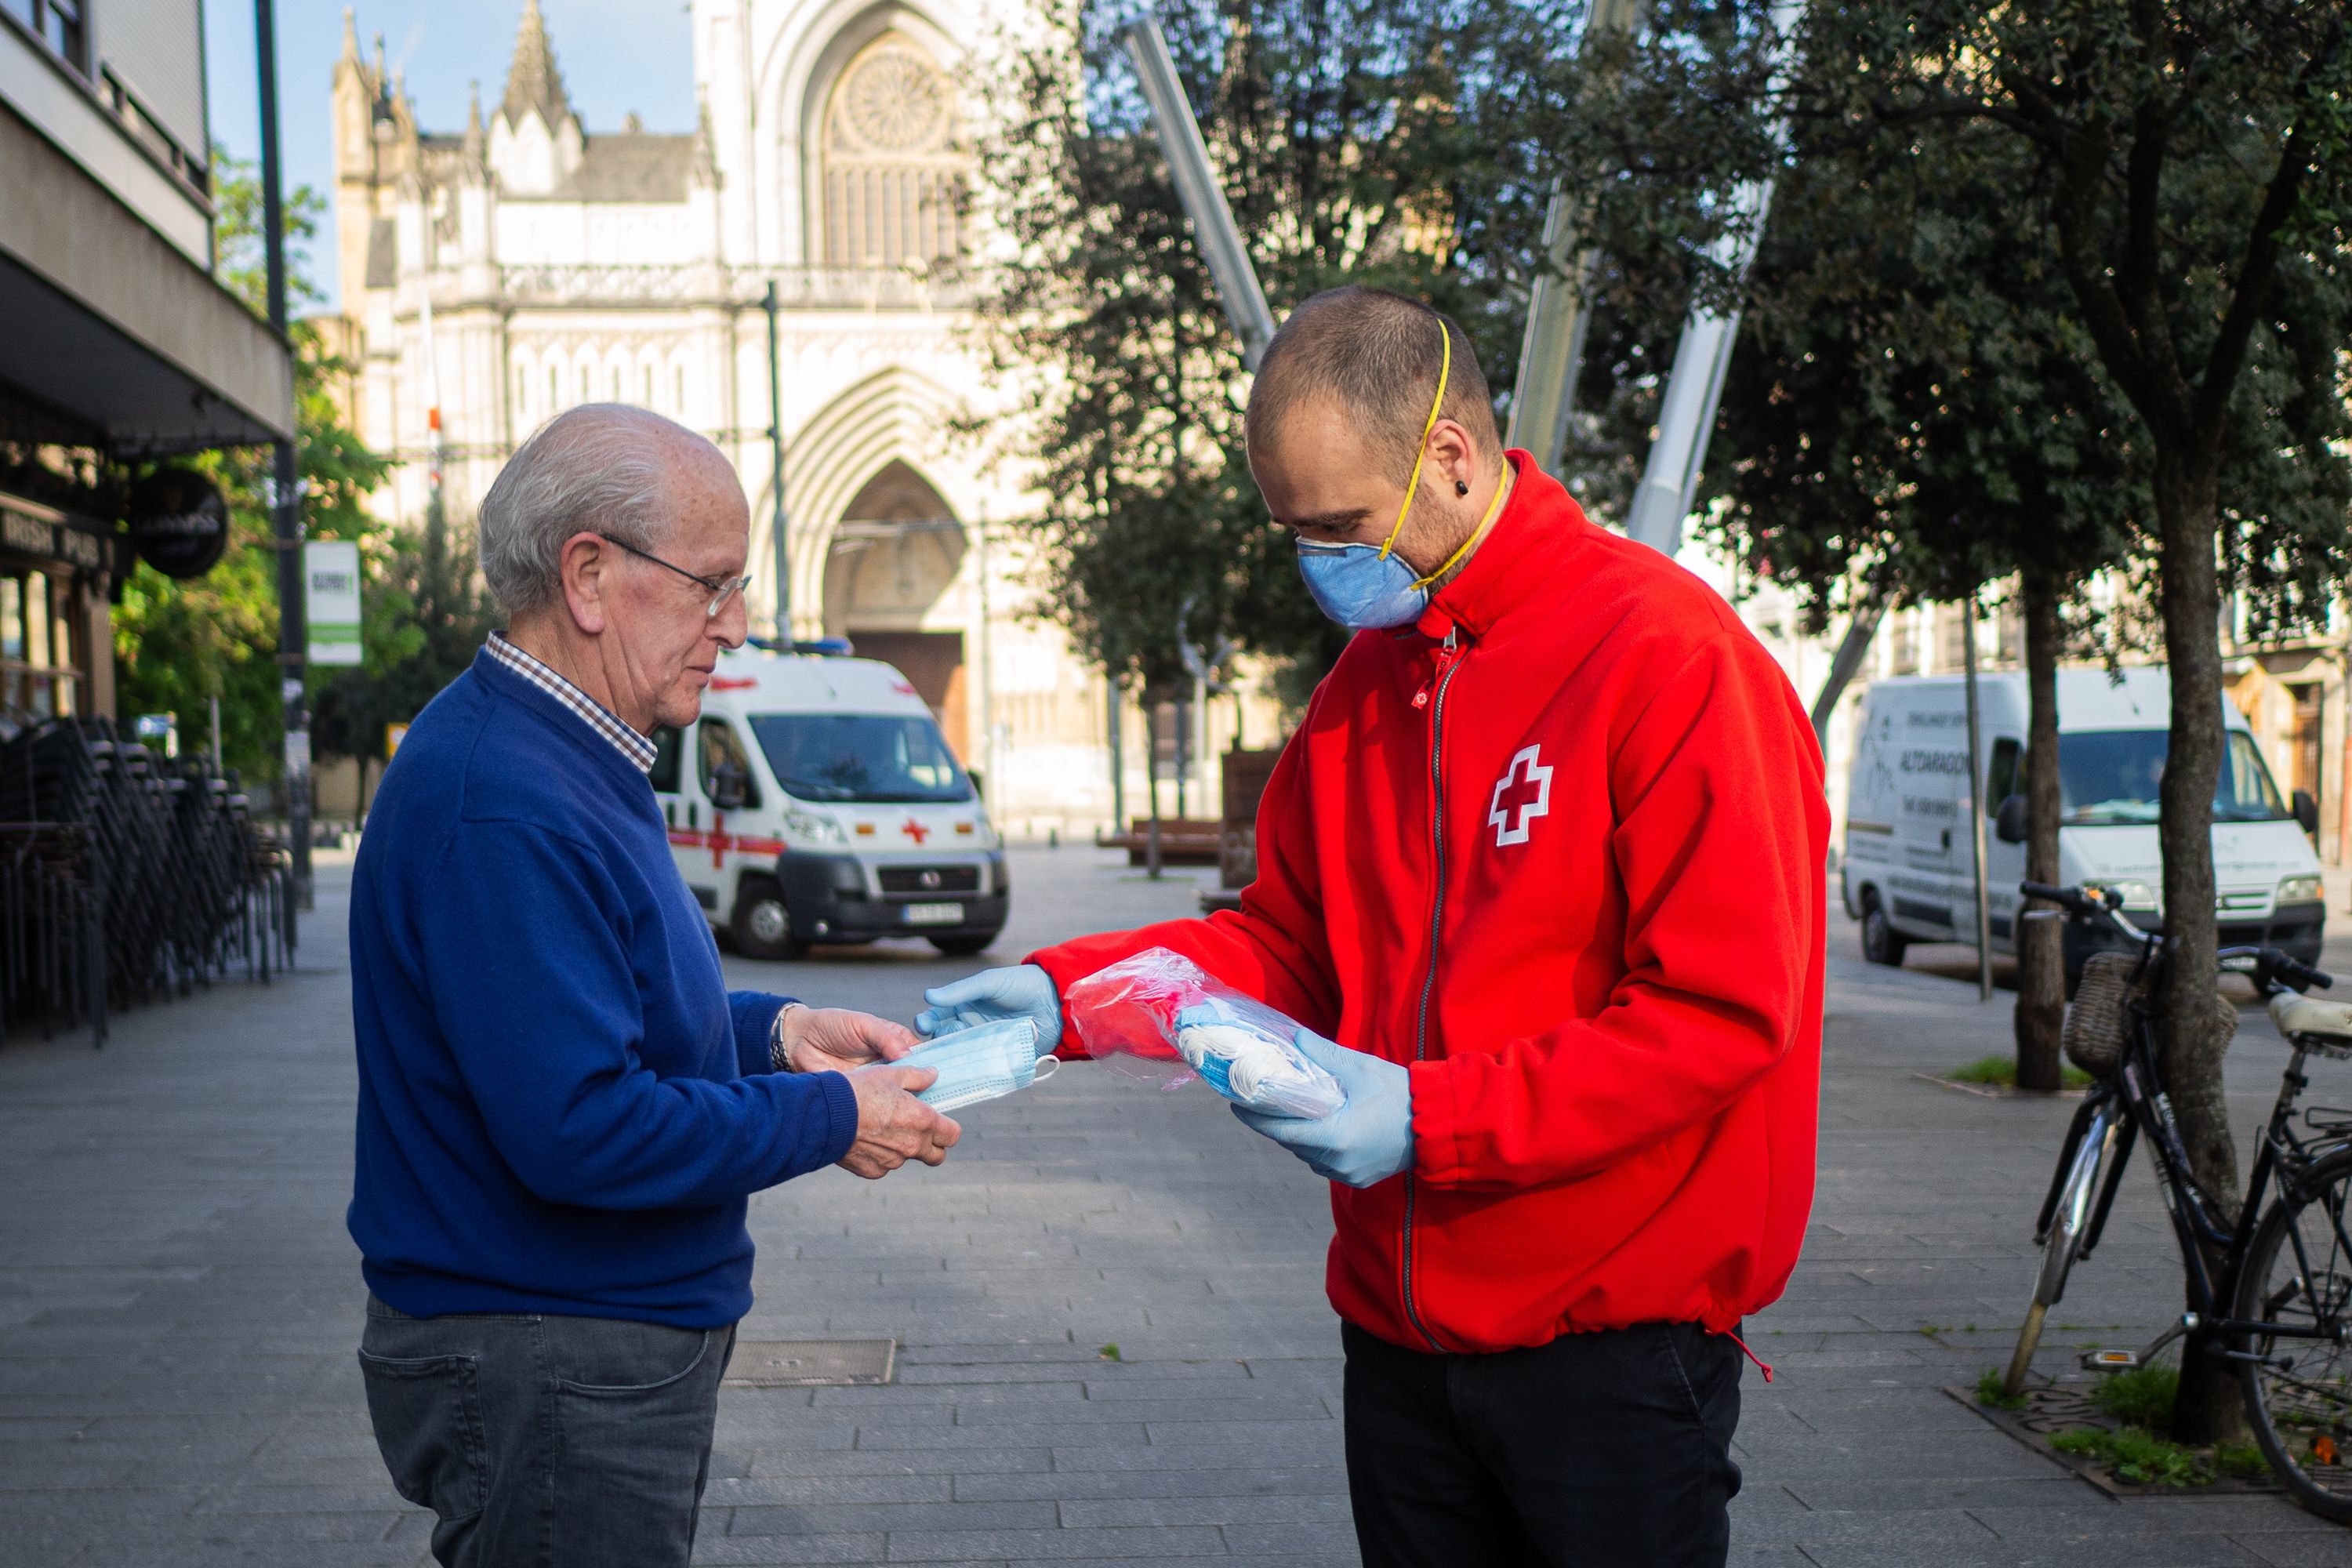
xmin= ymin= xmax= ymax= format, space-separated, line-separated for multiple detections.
xmin=1341 ymin=1319 xmax=1743 ymax=1568
xmin=358 ymin=1295 xmax=736 ymax=1568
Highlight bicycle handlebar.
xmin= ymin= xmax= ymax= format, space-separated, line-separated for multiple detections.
xmin=2020 ymin=880 xmax=2089 ymax=912
xmin=2019 ymin=880 xmax=2336 ymax=993
xmin=2271 ymin=953 xmax=2334 ymax=992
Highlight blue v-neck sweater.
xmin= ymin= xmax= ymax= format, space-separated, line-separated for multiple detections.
xmin=347 ymin=649 xmax=857 ymax=1327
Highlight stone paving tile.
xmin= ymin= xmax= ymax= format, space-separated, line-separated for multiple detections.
xmin=5 ymin=850 xmax=2352 ymax=1566
xmin=877 ymin=1525 xmax=1229 ymax=1560
xmin=2238 ymin=1535 xmax=2352 ymax=1567
xmin=725 ymin=1501 xmax=1058 ymax=1535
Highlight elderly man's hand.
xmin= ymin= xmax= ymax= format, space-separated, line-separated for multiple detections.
xmin=835 ymin=1062 xmax=961 ymax=1179
xmin=778 ymin=1005 xmax=921 ymax=1074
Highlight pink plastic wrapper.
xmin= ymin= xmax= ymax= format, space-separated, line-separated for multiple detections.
xmin=1065 ymin=948 xmax=1345 ymax=1119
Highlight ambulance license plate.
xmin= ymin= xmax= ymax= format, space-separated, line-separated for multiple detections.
xmin=902 ymin=902 xmax=963 ymax=927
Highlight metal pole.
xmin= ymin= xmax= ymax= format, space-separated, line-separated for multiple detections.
xmin=974 ymin=504 xmax=996 ymax=811
xmin=1174 ymin=693 xmax=1189 ymax=820
xmin=1146 ymin=699 xmax=1163 ymax=880
xmin=1504 ymin=0 xmax=1648 ymax=468
xmin=256 ymin=0 xmax=310 ymax=913
xmin=764 ymin=281 xmax=789 ymax=640
xmin=1963 ymin=601 xmax=1993 ymax=1001
xmin=1621 ymin=0 xmax=1807 ymax=555
xmin=1122 ymin=16 xmax=1276 ymax=368
xmin=1108 ymin=680 xmax=1124 ymax=836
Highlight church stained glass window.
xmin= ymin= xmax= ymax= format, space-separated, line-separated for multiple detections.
xmin=821 ymin=34 xmax=964 ymax=269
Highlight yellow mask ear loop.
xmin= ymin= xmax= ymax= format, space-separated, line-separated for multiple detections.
xmin=1408 ymin=460 xmax=1512 ymax=592
xmin=1376 ymin=325 xmax=1452 ymax=562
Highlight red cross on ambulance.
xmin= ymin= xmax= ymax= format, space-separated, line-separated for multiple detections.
xmin=1488 ymin=745 xmax=1552 ymax=848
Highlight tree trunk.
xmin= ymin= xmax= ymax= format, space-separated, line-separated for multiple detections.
xmin=2151 ymin=452 xmax=2241 ymax=1446
xmin=2013 ymin=571 xmax=2065 ymax=1091
xmin=1810 ymin=577 xmax=1892 ymax=753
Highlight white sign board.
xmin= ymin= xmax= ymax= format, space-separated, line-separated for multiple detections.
xmin=306 ymin=540 xmax=363 ymax=666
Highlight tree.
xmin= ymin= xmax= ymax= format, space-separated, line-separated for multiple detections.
xmin=113 ymin=151 xmax=394 ymax=783
xmin=968 ymin=0 xmax=1577 ymax=708
xmin=1694 ymin=127 xmax=2147 ymax=1090
xmin=309 ymin=503 xmax=495 ymax=792
xmin=1532 ymin=0 xmax=2352 ymax=1440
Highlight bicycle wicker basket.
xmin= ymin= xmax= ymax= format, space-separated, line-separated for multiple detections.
xmin=2063 ymin=953 xmax=2144 ymax=1076
xmin=2063 ymin=951 xmax=2241 ymax=1076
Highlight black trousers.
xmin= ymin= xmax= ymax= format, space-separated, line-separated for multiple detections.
xmin=1341 ymin=1319 xmax=1743 ymax=1568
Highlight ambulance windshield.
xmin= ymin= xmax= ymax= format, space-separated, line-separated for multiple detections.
xmin=749 ymin=713 xmax=973 ymax=804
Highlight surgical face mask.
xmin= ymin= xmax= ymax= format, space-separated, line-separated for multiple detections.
xmin=903 ymin=1018 xmax=1056 ymax=1112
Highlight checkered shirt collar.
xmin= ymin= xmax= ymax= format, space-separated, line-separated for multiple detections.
xmin=485 ymin=632 xmax=657 ymax=774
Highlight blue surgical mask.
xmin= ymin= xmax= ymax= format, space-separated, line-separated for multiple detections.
xmin=903 ymin=1018 xmax=1056 ymax=1112
xmin=1294 ymin=540 xmax=1435 ymax=630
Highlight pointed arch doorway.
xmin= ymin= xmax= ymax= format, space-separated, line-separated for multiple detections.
xmin=822 ymin=460 xmax=971 ymax=760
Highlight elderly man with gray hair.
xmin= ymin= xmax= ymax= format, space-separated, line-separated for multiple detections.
xmin=347 ymin=405 xmax=959 ymax=1568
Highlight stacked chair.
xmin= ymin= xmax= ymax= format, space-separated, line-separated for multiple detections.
xmin=0 ymin=718 xmax=293 ymax=1045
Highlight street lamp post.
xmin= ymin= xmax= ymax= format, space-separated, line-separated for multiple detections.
xmin=764 ymin=281 xmax=789 ymax=641
xmin=255 ymin=0 xmax=310 ymax=913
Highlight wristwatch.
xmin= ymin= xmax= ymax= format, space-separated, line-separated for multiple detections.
xmin=768 ymin=1003 xmax=806 ymax=1073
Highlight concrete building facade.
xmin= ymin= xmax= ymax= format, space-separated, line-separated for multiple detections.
xmin=1 ymin=0 xmax=293 ymax=730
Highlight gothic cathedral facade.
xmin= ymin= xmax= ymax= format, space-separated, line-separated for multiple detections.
xmin=326 ymin=0 xmax=1185 ymax=833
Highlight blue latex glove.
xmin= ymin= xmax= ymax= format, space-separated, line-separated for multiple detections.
xmin=915 ymin=964 xmax=1062 ymax=1057
xmin=1232 ymin=1027 xmax=1413 ymax=1188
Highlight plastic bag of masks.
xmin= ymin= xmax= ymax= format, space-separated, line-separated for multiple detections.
xmin=1065 ymin=948 xmax=1345 ymax=1120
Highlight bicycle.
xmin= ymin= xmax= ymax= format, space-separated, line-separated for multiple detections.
xmin=2001 ymin=879 xmax=2352 ymax=1520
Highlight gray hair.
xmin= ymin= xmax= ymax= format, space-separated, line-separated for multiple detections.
xmin=477 ymin=404 xmax=699 ymax=618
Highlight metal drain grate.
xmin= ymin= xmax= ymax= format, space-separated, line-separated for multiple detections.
xmin=725 ymin=1338 xmax=897 ymax=1388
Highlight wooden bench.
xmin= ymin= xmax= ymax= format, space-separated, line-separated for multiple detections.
xmin=1095 ymin=818 xmax=1223 ymax=866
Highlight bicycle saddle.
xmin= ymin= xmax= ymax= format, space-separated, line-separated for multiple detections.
xmin=2270 ymin=993 xmax=2352 ymax=1043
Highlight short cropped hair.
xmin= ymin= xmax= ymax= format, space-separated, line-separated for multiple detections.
xmin=1244 ymin=287 xmax=1502 ymax=483
xmin=477 ymin=405 xmax=699 ymax=618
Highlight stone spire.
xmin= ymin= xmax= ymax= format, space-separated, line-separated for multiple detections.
xmin=499 ymin=0 xmax=576 ymax=133
xmin=460 ymin=80 xmax=488 ymax=171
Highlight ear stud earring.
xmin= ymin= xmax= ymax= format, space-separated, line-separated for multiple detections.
xmin=1455 ymin=480 xmax=1469 ymax=497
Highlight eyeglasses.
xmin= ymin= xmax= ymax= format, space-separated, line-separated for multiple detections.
xmin=597 ymin=534 xmax=752 ymax=619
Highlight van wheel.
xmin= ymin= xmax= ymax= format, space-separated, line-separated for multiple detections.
xmin=1861 ymin=890 xmax=1909 ymax=967
xmin=929 ymin=934 xmax=998 ymax=957
xmin=731 ymin=878 xmax=804 ymax=961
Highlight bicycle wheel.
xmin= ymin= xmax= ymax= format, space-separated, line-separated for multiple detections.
xmin=2236 ymin=1150 xmax=2352 ymax=1523
xmin=2003 ymin=1103 xmax=2118 ymax=1396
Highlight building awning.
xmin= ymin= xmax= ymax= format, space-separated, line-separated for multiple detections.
xmin=0 ymin=100 xmax=292 ymax=455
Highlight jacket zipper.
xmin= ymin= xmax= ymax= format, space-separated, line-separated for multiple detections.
xmin=1402 ymin=626 xmax=1464 ymax=1352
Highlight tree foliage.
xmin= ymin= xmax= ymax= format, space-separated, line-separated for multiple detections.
xmin=1528 ymin=0 xmax=2352 ymax=1440
xmin=114 ymin=151 xmax=492 ymax=785
xmin=112 ymin=153 xmax=392 ymax=779
xmin=968 ymin=0 xmax=1577 ymax=702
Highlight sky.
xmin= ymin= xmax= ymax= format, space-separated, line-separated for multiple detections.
xmin=203 ymin=1 xmax=699 ymax=314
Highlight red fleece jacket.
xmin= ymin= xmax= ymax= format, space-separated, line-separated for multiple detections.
xmin=1031 ymin=456 xmax=1827 ymax=1353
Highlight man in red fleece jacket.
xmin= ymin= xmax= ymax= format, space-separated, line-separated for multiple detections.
xmin=919 ymin=286 xmax=1826 ymax=1566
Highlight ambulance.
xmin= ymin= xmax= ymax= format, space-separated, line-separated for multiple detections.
xmin=654 ymin=644 xmax=1007 ymax=960
xmin=1842 ymin=666 xmax=2325 ymax=975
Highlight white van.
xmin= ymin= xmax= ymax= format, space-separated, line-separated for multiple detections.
xmin=1842 ymin=666 xmax=2325 ymax=972
xmin=653 ymin=646 xmax=1007 ymax=960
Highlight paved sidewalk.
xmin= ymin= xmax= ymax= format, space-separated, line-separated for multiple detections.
xmin=2 ymin=848 xmax=2350 ymax=1565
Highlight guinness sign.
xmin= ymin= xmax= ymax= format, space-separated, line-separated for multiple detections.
xmin=125 ymin=467 xmax=230 ymax=579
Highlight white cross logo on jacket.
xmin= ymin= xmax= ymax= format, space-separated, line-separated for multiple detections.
xmin=1488 ymin=745 xmax=1553 ymax=848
